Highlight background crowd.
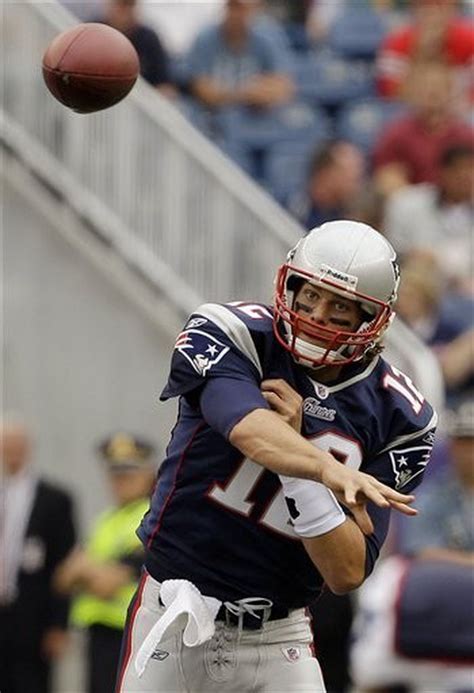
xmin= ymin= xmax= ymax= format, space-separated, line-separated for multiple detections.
xmin=83 ymin=0 xmax=474 ymax=404
xmin=2 ymin=0 xmax=473 ymax=691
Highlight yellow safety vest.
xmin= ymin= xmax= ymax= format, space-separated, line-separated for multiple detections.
xmin=71 ymin=498 xmax=148 ymax=630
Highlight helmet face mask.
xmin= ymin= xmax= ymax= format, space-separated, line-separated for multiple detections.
xmin=273 ymin=221 xmax=399 ymax=369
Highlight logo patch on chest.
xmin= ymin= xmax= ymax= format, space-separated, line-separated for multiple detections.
xmin=303 ymin=397 xmax=336 ymax=422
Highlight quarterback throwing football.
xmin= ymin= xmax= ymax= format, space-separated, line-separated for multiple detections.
xmin=116 ymin=221 xmax=437 ymax=692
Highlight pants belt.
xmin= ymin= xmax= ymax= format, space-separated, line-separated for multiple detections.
xmin=215 ymin=603 xmax=290 ymax=630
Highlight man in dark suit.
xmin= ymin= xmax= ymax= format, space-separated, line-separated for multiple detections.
xmin=0 ymin=420 xmax=77 ymax=693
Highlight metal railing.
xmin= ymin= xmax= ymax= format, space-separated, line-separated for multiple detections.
xmin=2 ymin=1 xmax=302 ymax=306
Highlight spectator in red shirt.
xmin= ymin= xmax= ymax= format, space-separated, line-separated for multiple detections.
xmin=376 ymin=0 xmax=474 ymax=104
xmin=373 ymin=61 xmax=473 ymax=195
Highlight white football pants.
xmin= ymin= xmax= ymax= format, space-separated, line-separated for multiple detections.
xmin=116 ymin=572 xmax=326 ymax=693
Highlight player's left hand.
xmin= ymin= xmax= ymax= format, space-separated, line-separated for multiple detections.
xmin=261 ymin=379 xmax=303 ymax=432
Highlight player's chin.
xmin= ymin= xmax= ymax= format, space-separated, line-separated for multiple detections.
xmin=298 ymin=331 xmax=327 ymax=349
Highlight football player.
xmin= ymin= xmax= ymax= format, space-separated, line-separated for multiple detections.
xmin=116 ymin=220 xmax=437 ymax=692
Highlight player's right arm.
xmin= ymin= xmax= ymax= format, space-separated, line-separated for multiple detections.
xmin=228 ymin=407 xmax=415 ymax=532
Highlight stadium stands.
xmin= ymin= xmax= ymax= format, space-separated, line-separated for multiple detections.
xmin=327 ymin=7 xmax=388 ymax=60
xmin=336 ymin=97 xmax=408 ymax=154
xmin=289 ymin=51 xmax=375 ymax=109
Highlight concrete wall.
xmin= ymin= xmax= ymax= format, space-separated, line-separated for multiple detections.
xmin=3 ymin=165 xmax=180 ymax=536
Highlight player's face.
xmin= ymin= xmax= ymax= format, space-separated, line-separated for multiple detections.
xmin=293 ymin=282 xmax=364 ymax=347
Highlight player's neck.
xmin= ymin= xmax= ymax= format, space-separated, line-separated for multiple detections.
xmin=304 ymin=363 xmax=343 ymax=384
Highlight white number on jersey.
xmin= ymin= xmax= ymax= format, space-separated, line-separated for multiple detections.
xmin=207 ymin=432 xmax=363 ymax=538
xmin=228 ymin=302 xmax=273 ymax=320
xmin=383 ymin=365 xmax=425 ymax=414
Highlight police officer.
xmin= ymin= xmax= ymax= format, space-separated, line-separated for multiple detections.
xmin=55 ymin=433 xmax=156 ymax=693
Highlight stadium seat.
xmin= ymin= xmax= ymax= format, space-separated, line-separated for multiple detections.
xmin=289 ymin=51 xmax=375 ymax=108
xmin=328 ymin=8 xmax=388 ymax=60
xmin=336 ymin=98 xmax=409 ymax=153
xmin=217 ymin=102 xmax=331 ymax=150
xmin=263 ymin=140 xmax=314 ymax=204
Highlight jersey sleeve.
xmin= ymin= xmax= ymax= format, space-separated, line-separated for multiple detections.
xmin=365 ymin=410 xmax=437 ymax=497
xmin=160 ymin=303 xmax=265 ymax=400
xmin=160 ymin=302 xmax=273 ymax=438
xmin=199 ymin=376 xmax=270 ymax=439
xmin=360 ymin=361 xmax=438 ymax=493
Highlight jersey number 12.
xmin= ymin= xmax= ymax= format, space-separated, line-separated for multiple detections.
xmin=208 ymin=431 xmax=362 ymax=538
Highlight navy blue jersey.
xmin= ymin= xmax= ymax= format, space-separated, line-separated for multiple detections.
xmin=139 ymin=302 xmax=437 ymax=609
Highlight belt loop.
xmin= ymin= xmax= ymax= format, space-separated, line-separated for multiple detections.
xmin=261 ymin=605 xmax=271 ymax=625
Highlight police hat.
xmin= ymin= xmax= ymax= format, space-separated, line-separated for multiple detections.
xmin=97 ymin=432 xmax=155 ymax=471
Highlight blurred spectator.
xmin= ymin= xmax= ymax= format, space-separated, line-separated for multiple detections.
xmin=142 ymin=1 xmax=224 ymax=55
xmin=92 ymin=0 xmax=174 ymax=94
xmin=396 ymin=257 xmax=474 ymax=403
xmin=186 ymin=0 xmax=294 ymax=111
xmin=265 ymin=0 xmax=314 ymax=50
xmin=0 ymin=420 xmax=76 ymax=693
xmin=376 ymin=0 xmax=474 ymax=103
xmin=384 ymin=142 xmax=474 ymax=290
xmin=397 ymin=399 xmax=474 ymax=561
xmin=306 ymin=0 xmax=405 ymax=43
xmin=348 ymin=183 xmax=386 ymax=230
xmin=373 ymin=61 xmax=473 ymax=195
xmin=289 ymin=140 xmax=365 ymax=229
xmin=350 ymin=401 xmax=474 ymax=692
xmin=54 ymin=433 xmax=156 ymax=693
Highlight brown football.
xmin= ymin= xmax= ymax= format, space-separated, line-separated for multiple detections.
xmin=42 ymin=23 xmax=139 ymax=114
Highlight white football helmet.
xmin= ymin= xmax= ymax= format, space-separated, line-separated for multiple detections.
xmin=273 ymin=220 xmax=400 ymax=368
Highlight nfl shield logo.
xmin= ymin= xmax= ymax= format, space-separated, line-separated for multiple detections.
xmin=282 ymin=646 xmax=301 ymax=662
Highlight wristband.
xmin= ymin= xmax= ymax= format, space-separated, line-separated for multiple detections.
xmin=279 ymin=476 xmax=346 ymax=538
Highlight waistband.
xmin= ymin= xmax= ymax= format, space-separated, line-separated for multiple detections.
xmin=215 ymin=601 xmax=290 ymax=630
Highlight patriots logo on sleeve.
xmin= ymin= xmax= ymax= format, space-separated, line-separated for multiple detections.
xmin=389 ymin=445 xmax=432 ymax=490
xmin=175 ymin=329 xmax=230 ymax=376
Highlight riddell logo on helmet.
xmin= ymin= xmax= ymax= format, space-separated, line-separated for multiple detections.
xmin=320 ymin=264 xmax=358 ymax=290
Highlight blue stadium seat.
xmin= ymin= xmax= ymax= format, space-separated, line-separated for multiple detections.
xmin=289 ymin=51 xmax=375 ymax=108
xmin=328 ymin=8 xmax=388 ymax=60
xmin=263 ymin=141 xmax=313 ymax=204
xmin=336 ymin=98 xmax=409 ymax=153
xmin=217 ymin=102 xmax=331 ymax=150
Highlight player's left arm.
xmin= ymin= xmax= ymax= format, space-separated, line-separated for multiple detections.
xmin=298 ymin=408 xmax=436 ymax=595
xmin=262 ymin=378 xmax=437 ymax=594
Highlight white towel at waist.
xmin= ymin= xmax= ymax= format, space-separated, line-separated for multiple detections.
xmin=135 ymin=578 xmax=222 ymax=678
